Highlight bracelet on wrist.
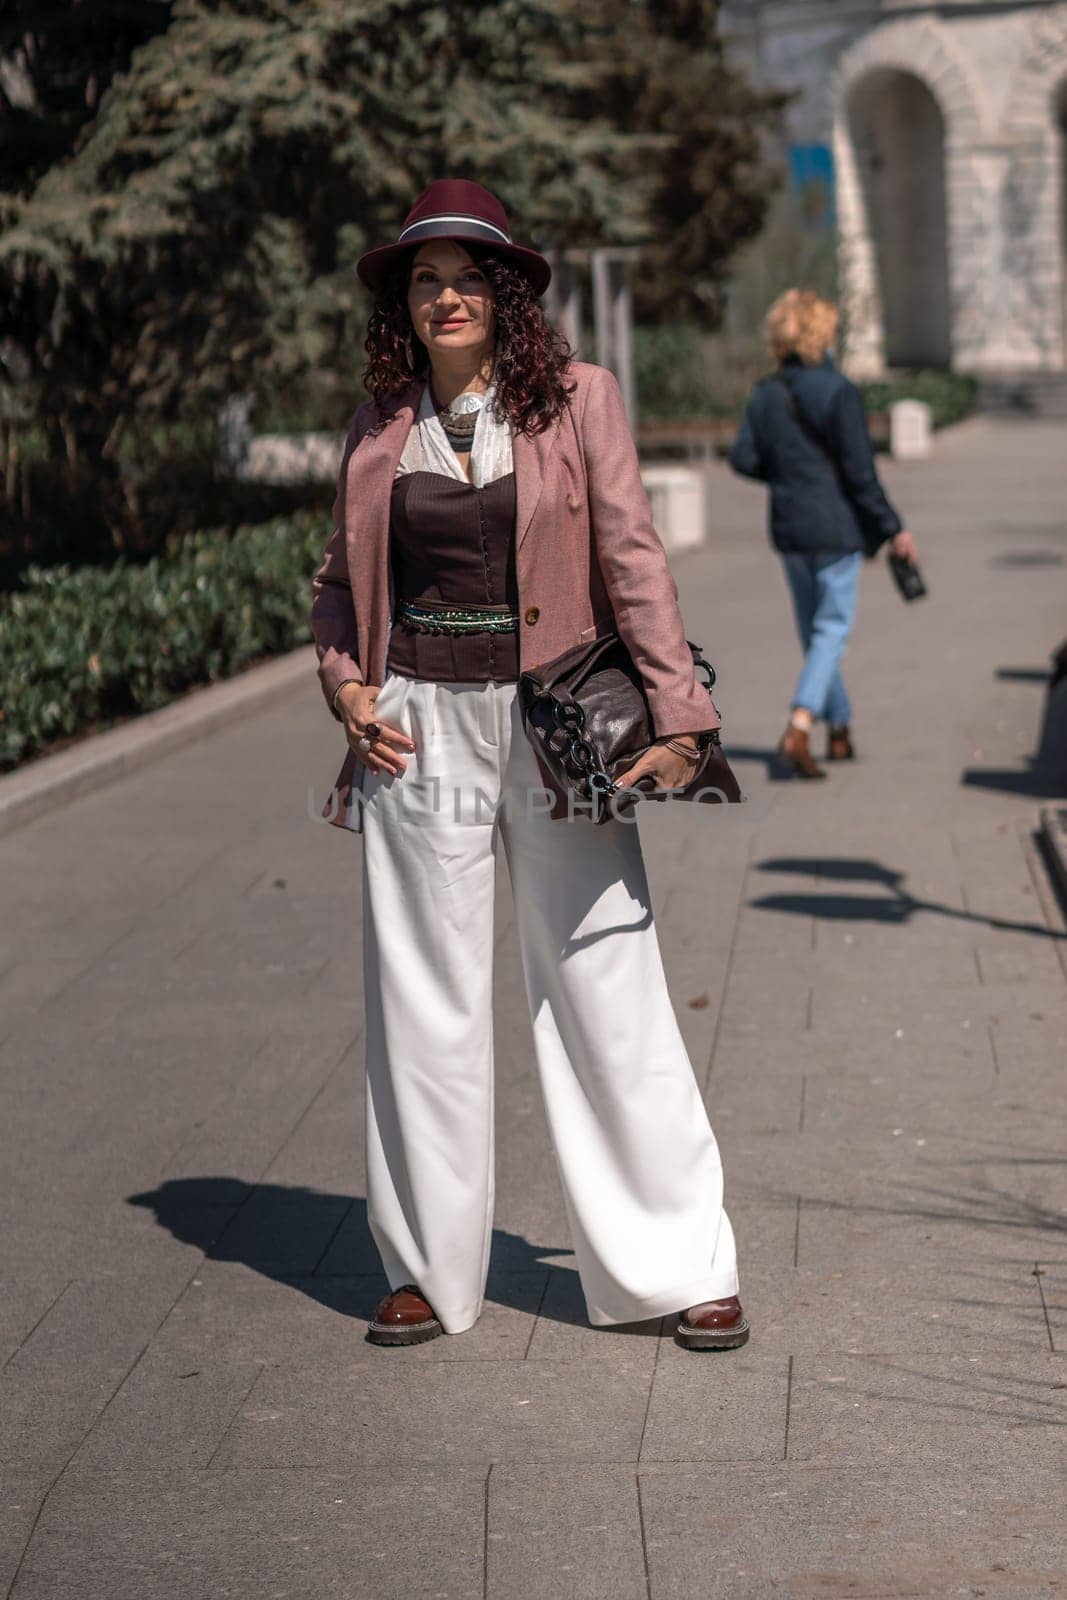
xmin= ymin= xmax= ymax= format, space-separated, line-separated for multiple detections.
xmin=661 ymin=737 xmax=703 ymax=762
xmin=332 ymin=678 xmax=363 ymax=711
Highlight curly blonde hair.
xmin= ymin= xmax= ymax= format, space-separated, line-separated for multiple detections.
xmin=764 ymin=288 xmax=839 ymax=366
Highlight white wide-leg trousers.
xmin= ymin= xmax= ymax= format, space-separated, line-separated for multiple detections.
xmin=359 ymin=671 xmax=738 ymax=1334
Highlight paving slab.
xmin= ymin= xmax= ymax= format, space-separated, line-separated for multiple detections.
xmin=212 ymin=1358 xmax=654 ymax=1469
xmin=0 ymin=1273 xmax=191 ymax=1470
xmin=787 ymin=1351 xmax=1067 ymax=1467
xmin=976 ymin=930 xmax=1066 ymax=987
xmin=201 ymin=1183 xmax=353 ymax=1277
xmin=0 ymin=1475 xmax=51 ymax=1599
xmin=8 ymin=1466 xmax=486 ymax=1600
xmin=487 ymin=1465 xmax=647 ymax=1600
xmin=66 ymin=1349 xmax=262 ymax=1472
xmin=716 ymin=1259 xmax=1054 ymax=1357
xmin=0 ymin=1279 xmax=70 ymax=1369
xmin=808 ymin=978 xmax=1067 ymax=1032
xmin=638 ymin=1348 xmax=789 ymax=1463
xmin=0 ymin=1195 xmax=238 ymax=1279
xmin=733 ymin=1120 xmax=1067 ymax=1197
xmin=727 ymin=1197 xmax=800 ymax=1274
xmin=1036 ymin=1262 xmax=1064 ymax=1353
xmin=638 ymin=1462 xmax=1067 ymax=1599
xmin=714 ymin=971 xmax=813 ymax=1039
xmin=989 ymin=1008 xmax=1067 ymax=1077
xmin=252 ymin=1052 xmax=364 ymax=1190
xmin=152 ymin=1261 xmax=550 ymax=1367
xmin=799 ymin=1068 xmax=1063 ymax=1141
xmin=798 ymin=1198 xmax=1067 ymax=1273
xmin=522 ymin=1268 xmax=663 ymax=1364
xmin=706 ymin=1045 xmax=806 ymax=1138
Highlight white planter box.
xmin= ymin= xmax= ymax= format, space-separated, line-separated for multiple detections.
xmin=640 ymin=465 xmax=706 ymax=551
xmin=889 ymin=400 xmax=933 ymax=460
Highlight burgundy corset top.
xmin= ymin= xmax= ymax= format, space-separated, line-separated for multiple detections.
xmin=386 ymin=469 xmax=520 ymax=682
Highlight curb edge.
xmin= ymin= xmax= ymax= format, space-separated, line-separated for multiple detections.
xmin=0 ymin=646 xmax=316 ymax=840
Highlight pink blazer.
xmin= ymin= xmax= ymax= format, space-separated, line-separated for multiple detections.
xmin=311 ymin=359 xmax=720 ymax=831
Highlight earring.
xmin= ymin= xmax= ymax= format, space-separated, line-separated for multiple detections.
xmin=403 ymin=334 xmax=414 ymax=371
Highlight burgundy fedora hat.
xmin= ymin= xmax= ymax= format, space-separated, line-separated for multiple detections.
xmin=356 ymin=178 xmax=551 ymax=296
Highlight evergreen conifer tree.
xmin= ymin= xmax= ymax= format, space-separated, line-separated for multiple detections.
xmin=0 ymin=0 xmax=781 ymax=546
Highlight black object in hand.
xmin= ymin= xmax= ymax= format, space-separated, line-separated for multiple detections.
xmin=889 ymin=553 xmax=927 ymax=602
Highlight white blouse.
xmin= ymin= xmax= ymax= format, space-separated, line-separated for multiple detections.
xmin=395 ymin=380 xmax=514 ymax=486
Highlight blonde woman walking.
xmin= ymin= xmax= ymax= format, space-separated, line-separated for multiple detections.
xmin=731 ymin=288 xmax=919 ymax=776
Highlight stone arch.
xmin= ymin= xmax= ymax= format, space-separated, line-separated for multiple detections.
xmin=830 ymin=16 xmax=986 ymax=149
xmin=846 ymin=68 xmax=951 ymax=368
xmin=830 ymin=18 xmax=985 ymax=376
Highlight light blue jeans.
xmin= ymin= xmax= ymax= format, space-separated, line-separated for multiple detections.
xmin=780 ymin=550 xmax=863 ymax=728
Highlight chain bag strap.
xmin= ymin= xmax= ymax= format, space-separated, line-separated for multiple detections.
xmin=519 ymin=630 xmax=744 ymax=825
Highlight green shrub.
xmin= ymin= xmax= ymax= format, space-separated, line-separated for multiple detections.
xmin=634 ymin=324 xmax=769 ymax=421
xmin=0 ymin=512 xmax=328 ymax=770
xmin=0 ymin=432 xmax=332 ymax=588
xmin=635 ymin=321 xmax=979 ymax=430
xmin=857 ymin=371 xmax=978 ymax=429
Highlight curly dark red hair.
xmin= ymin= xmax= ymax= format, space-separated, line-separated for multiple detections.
xmin=362 ymin=242 xmax=575 ymax=436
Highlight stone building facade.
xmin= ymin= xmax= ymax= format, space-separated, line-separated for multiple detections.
xmin=721 ymin=1 xmax=1067 ymax=380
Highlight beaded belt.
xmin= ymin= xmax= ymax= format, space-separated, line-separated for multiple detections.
xmin=396 ymin=597 xmax=519 ymax=635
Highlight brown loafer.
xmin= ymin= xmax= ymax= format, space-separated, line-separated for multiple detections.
xmin=776 ymin=725 xmax=826 ymax=779
xmin=675 ymin=1294 xmax=750 ymax=1351
xmin=366 ymin=1283 xmax=443 ymax=1346
xmin=826 ymin=725 xmax=854 ymax=761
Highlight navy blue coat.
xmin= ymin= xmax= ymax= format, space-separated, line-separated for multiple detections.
xmin=729 ymin=354 xmax=902 ymax=557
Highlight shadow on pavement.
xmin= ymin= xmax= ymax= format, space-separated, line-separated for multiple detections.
xmin=126 ymin=1177 xmax=661 ymax=1335
xmin=965 ymin=654 xmax=1067 ymax=797
xmin=987 ymin=550 xmax=1064 ymax=567
xmin=750 ymin=855 xmax=1065 ymax=941
xmin=994 ymin=666 xmax=1056 ymax=683
xmin=721 ymin=743 xmax=797 ymax=782
xmin=754 ymin=1178 xmax=1067 ymax=1245
xmin=960 ymin=767 xmax=1066 ymax=799
xmin=842 ymin=1353 xmax=1063 ymax=1429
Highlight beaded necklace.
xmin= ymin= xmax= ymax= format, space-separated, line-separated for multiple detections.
xmin=434 ymin=388 xmax=485 ymax=455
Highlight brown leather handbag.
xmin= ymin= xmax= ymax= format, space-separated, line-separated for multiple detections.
xmin=518 ymin=630 xmax=745 ymax=824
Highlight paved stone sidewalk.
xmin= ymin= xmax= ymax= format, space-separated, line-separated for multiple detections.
xmin=1 ymin=417 xmax=1065 ymax=1599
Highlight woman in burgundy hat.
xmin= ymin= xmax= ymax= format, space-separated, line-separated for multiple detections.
xmin=310 ymin=178 xmax=748 ymax=1352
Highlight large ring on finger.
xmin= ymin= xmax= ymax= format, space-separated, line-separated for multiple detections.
xmin=365 ymin=722 xmax=381 ymax=740
xmin=356 ymin=734 xmax=372 ymax=753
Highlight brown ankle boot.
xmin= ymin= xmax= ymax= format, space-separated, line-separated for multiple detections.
xmin=826 ymin=725 xmax=854 ymax=761
xmin=675 ymin=1295 xmax=750 ymax=1350
xmin=366 ymin=1284 xmax=443 ymax=1346
xmin=777 ymin=724 xmax=826 ymax=779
